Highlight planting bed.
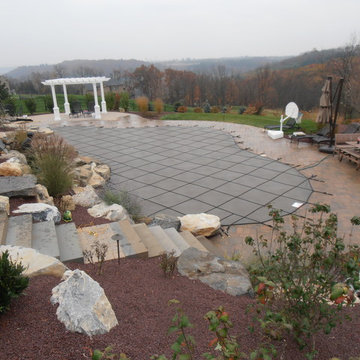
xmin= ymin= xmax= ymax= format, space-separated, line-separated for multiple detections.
xmin=1 ymin=257 xmax=360 ymax=360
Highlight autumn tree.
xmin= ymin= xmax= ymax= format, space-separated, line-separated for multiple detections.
xmin=133 ymin=65 xmax=163 ymax=100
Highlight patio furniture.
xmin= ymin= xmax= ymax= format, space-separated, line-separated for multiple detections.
xmin=70 ymin=101 xmax=83 ymax=118
xmin=334 ymin=133 xmax=360 ymax=157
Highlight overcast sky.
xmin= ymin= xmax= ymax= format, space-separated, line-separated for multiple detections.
xmin=1 ymin=0 xmax=359 ymax=68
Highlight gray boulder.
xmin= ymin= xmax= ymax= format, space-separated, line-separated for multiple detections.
xmin=13 ymin=203 xmax=61 ymax=223
xmin=149 ymin=213 xmax=181 ymax=230
xmin=51 ymin=269 xmax=118 ymax=336
xmin=177 ymin=247 xmax=253 ymax=297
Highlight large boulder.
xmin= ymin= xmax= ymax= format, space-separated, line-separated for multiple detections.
xmin=149 ymin=213 xmax=181 ymax=230
xmin=0 ymin=162 xmax=23 ymax=176
xmin=87 ymin=202 xmax=131 ymax=222
xmin=177 ymin=247 xmax=253 ymax=297
xmin=0 ymin=131 xmax=15 ymax=145
xmin=50 ymin=269 xmax=118 ymax=336
xmin=179 ymin=213 xmax=221 ymax=237
xmin=72 ymin=185 xmax=101 ymax=208
xmin=0 ymin=245 xmax=67 ymax=278
xmin=94 ymin=164 xmax=111 ymax=181
xmin=88 ymin=172 xmax=106 ymax=188
xmin=0 ymin=175 xmax=37 ymax=197
xmin=13 ymin=203 xmax=61 ymax=223
xmin=73 ymin=164 xmax=93 ymax=186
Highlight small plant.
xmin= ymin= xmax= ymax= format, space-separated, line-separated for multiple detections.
xmin=120 ymin=92 xmax=129 ymax=112
xmin=177 ymin=105 xmax=187 ymax=113
xmin=136 ymin=96 xmax=149 ymax=114
xmin=245 ymin=204 xmax=360 ymax=358
xmin=12 ymin=125 xmax=28 ymax=151
xmin=210 ymin=106 xmax=220 ymax=113
xmin=152 ymin=299 xmax=195 ymax=360
xmin=238 ymin=106 xmax=247 ymax=115
xmin=83 ymin=240 xmax=108 ymax=275
xmin=105 ymin=92 xmax=116 ymax=111
xmin=24 ymin=98 xmax=36 ymax=114
xmin=28 ymin=134 xmax=77 ymax=197
xmin=0 ymin=250 xmax=29 ymax=314
xmin=173 ymin=102 xmax=182 ymax=112
xmin=154 ymin=98 xmax=164 ymax=114
xmin=101 ymin=188 xmax=142 ymax=221
xmin=92 ymin=346 xmax=130 ymax=360
xmin=194 ymin=107 xmax=203 ymax=113
xmin=159 ymin=250 xmax=177 ymax=277
xmin=203 ymin=101 xmax=211 ymax=113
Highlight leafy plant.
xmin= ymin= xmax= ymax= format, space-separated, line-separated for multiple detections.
xmin=42 ymin=95 xmax=53 ymax=112
xmin=203 ymin=101 xmax=211 ymax=113
xmin=120 ymin=92 xmax=130 ymax=112
xmin=245 ymin=204 xmax=360 ymax=358
xmin=0 ymin=250 xmax=29 ymax=314
xmin=238 ymin=106 xmax=247 ymax=115
xmin=159 ymin=250 xmax=177 ymax=277
xmin=83 ymin=240 xmax=109 ymax=275
xmin=29 ymin=134 xmax=77 ymax=197
xmin=152 ymin=299 xmax=195 ymax=360
xmin=92 ymin=346 xmax=130 ymax=360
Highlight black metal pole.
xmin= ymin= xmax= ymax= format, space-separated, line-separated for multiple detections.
xmin=330 ymin=78 xmax=344 ymax=148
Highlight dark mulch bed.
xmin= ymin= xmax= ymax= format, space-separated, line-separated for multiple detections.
xmin=1 ymin=258 xmax=360 ymax=360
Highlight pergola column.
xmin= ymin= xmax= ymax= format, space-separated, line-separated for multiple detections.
xmin=100 ymin=81 xmax=107 ymax=113
xmin=92 ymin=83 xmax=101 ymax=119
xmin=63 ymin=84 xmax=70 ymax=115
xmin=50 ymin=85 xmax=61 ymax=121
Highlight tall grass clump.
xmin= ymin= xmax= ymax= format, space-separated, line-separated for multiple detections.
xmin=29 ymin=134 xmax=77 ymax=197
xmin=136 ymin=96 xmax=149 ymax=115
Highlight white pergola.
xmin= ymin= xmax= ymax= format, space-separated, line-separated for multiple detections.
xmin=41 ymin=76 xmax=110 ymax=121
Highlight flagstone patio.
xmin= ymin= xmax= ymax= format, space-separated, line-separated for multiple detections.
xmin=55 ymin=126 xmax=312 ymax=225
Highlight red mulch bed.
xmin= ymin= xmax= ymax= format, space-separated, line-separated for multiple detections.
xmin=1 ymin=258 xmax=360 ymax=360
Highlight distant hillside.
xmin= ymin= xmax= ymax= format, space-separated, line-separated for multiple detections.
xmin=5 ymin=56 xmax=288 ymax=80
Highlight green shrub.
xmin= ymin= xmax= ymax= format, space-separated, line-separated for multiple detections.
xmin=105 ymin=92 xmax=116 ymax=111
xmin=245 ymin=204 xmax=360 ymax=359
xmin=203 ymin=101 xmax=211 ymax=113
xmin=119 ymin=92 xmax=129 ymax=112
xmin=24 ymin=98 xmax=36 ymax=114
xmin=238 ymin=105 xmax=247 ymax=114
xmin=43 ymin=95 xmax=53 ymax=112
xmin=29 ymin=134 xmax=76 ymax=197
xmin=0 ymin=250 xmax=29 ymax=314
xmin=102 ymin=189 xmax=142 ymax=220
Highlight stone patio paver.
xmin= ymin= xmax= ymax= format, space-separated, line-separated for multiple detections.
xmin=55 ymin=125 xmax=313 ymax=224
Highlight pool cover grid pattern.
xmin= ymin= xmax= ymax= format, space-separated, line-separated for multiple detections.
xmin=55 ymin=126 xmax=312 ymax=225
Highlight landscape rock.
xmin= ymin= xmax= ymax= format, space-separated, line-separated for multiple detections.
xmin=177 ymin=247 xmax=253 ymax=297
xmin=0 ymin=245 xmax=67 ymax=278
xmin=88 ymin=172 xmax=106 ymax=188
xmin=87 ymin=202 xmax=130 ymax=222
xmin=0 ymin=131 xmax=15 ymax=145
xmin=60 ymin=195 xmax=76 ymax=211
xmin=149 ymin=213 xmax=181 ymax=230
xmin=37 ymin=127 xmax=54 ymax=135
xmin=0 ymin=195 xmax=10 ymax=215
xmin=94 ymin=164 xmax=111 ymax=181
xmin=13 ymin=203 xmax=61 ymax=223
xmin=35 ymin=184 xmax=54 ymax=206
xmin=50 ymin=269 xmax=118 ymax=336
xmin=72 ymin=185 xmax=101 ymax=208
xmin=179 ymin=213 xmax=221 ymax=237
xmin=0 ymin=175 xmax=37 ymax=197
xmin=0 ymin=162 xmax=22 ymax=176
xmin=74 ymin=156 xmax=96 ymax=166
xmin=73 ymin=164 xmax=93 ymax=186
xmin=0 ymin=150 xmax=27 ymax=165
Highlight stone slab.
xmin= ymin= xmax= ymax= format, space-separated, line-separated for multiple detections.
xmin=132 ymin=223 xmax=164 ymax=257
xmin=0 ymin=175 xmax=37 ymax=197
xmin=148 ymin=225 xmax=181 ymax=256
xmin=56 ymin=223 xmax=83 ymax=263
xmin=179 ymin=230 xmax=209 ymax=253
xmin=5 ymin=214 xmax=32 ymax=248
xmin=164 ymin=227 xmax=190 ymax=254
xmin=32 ymin=220 xmax=60 ymax=259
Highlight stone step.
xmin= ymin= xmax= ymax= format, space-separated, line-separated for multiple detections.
xmin=179 ymin=230 xmax=209 ymax=253
xmin=164 ymin=228 xmax=190 ymax=254
xmin=0 ymin=212 xmax=8 ymax=245
xmin=196 ymin=235 xmax=224 ymax=258
xmin=115 ymin=220 xmax=148 ymax=259
xmin=32 ymin=220 xmax=60 ymax=259
xmin=148 ymin=225 xmax=181 ymax=257
xmin=56 ymin=223 xmax=83 ymax=263
xmin=5 ymin=214 xmax=32 ymax=248
xmin=132 ymin=223 xmax=164 ymax=257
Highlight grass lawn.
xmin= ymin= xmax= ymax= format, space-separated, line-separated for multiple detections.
xmin=161 ymin=112 xmax=318 ymax=134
